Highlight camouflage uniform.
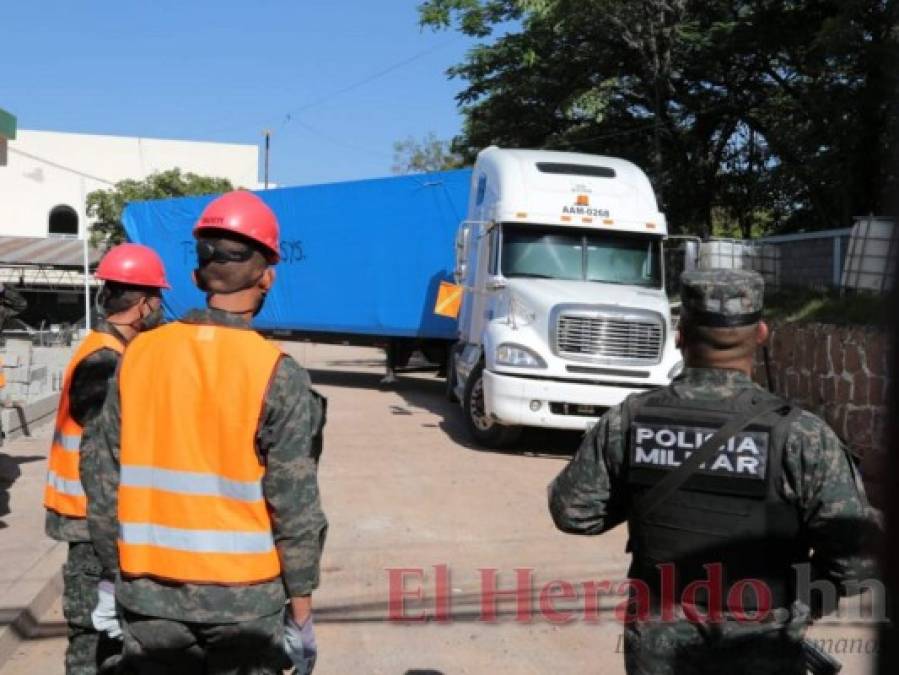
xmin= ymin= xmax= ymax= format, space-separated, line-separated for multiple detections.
xmin=45 ymin=320 xmax=124 ymax=675
xmin=0 ymin=285 xmax=27 ymax=415
xmin=82 ymin=308 xmax=328 ymax=674
xmin=548 ymin=270 xmax=878 ymax=675
xmin=0 ymin=284 xmax=27 ymax=331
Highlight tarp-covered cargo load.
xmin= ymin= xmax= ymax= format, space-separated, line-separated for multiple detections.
xmin=122 ymin=169 xmax=471 ymax=340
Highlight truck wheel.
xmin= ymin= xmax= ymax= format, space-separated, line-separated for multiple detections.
xmin=463 ymin=362 xmax=522 ymax=448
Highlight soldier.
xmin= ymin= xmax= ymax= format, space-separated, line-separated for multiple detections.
xmin=549 ymin=269 xmax=878 ymax=674
xmin=0 ymin=283 xmax=28 ymax=415
xmin=83 ymin=190 xmax=327 ymax=675
xmin=44 ymin=243 xmax=170 ymax=675
xmin=0 ymin=282 xmax=27 ymax=332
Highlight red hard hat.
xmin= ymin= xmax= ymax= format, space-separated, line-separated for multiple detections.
xmin=193 ymin=190 xmax=281 ymax=262
xmin=95 ymin=243 xmax=171 ymax=289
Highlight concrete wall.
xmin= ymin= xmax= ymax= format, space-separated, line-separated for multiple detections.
xmin=0 ymin=129 xmax=260 ymax=238
xmin=753 ymin=322 xmax=890 ymax=500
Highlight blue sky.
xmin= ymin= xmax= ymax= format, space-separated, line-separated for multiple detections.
xmin=1 ymin=1 xmax=495 ymax=185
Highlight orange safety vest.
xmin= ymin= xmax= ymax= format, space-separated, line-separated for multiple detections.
xmin=117 ymin=321 xmax=283 ymax=585
xmin=44 ymin=331 xmax=124 ymax=518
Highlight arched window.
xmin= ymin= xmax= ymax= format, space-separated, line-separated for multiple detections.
xmin=48 ymin=204 xmax=79 ymax=237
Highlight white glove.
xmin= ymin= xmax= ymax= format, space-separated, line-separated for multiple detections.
xmin=91 ymin=580 xmax=122 ymax=639
xmin=283 ymin=612 xmax=317 ymax=674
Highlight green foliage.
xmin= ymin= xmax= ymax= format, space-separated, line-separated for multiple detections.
xmin=765 ymin=288 xmax=888 ymax=326
xmin=392 ymin=132 xmax=465 ymax=174
xmin=86 ymin=169 xmax=234 ymax=248
xmin=419 ymin=0 xmax=899 ymax=236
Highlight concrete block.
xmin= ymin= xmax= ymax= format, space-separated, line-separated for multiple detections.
xmin=1 ymin=393 xmax=60 ymax=441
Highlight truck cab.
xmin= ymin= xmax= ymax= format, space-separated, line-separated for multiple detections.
xmin=450 ymin=147 xmax=683 ymax=446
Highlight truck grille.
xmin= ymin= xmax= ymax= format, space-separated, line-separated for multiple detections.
xmin=554 ymin=310 xmax=664 ymax=366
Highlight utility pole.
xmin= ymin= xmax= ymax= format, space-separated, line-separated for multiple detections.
xmin=263 ymin=129 xmax=271 ymax=189
xmin=80 ymin=177 xmax=91 ymax=332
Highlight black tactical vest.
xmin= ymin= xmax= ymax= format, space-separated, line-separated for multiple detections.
xmin=624 ymin=386 xmax=805 ymax=611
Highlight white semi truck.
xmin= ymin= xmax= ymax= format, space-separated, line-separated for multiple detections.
xmin=449 ymin=147 xmax=683 ymax=446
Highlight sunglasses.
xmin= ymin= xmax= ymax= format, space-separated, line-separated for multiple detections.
xmin=196 ymin=240 xmax=256 ymax=264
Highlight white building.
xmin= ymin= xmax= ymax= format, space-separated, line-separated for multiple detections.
xmin=0 ymin=129 xmax=260 ymax=239
xmin=0 ymin=129 xmax=260 ymax=330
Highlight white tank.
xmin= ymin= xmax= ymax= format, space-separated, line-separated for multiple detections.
xmin=842 ymin=217 xmax=895 ymax=293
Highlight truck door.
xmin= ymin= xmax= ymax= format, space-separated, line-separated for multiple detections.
xmin=464 ymin=222 xmax=500 ymax=346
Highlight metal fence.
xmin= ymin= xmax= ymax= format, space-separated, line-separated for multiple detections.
xmin=760 ymin=228 xmax=852 ymax=290
xmin=666 ymin=219 xmax=896 ymax=294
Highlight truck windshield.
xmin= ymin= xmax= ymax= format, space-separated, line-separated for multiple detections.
xmin=500 ymin=224 xmax=662 ymax=288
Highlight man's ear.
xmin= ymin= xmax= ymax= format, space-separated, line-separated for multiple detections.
xmin=756 ymin=320 xmax=770 ymax=346
xmin=192 ymin=269 xmax=208 ymax=292
xmin=260 ymin=267 xmax=276 ymax=291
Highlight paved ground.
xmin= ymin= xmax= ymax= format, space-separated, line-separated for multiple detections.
xmin=0 ymin=344 xmax=879 ymax=674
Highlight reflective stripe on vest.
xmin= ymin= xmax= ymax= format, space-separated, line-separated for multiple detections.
xmin=47 ymin=470 xmax=86 ymax=497
xmin=120 ymin=466 xmax=264 ymax=501
xmin=44 ymin=331 xmax=124 ymax=518
xmin=117 ymin=321 xmax=282 ymax=585
xmin=120 ymin=523 xmax=275 ymax=554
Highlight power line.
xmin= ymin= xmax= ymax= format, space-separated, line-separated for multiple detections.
xmin=551 ymin=121 xmax=659 ymax=147
xmin=289 ymin=119 xmax=392 ymax=160
xmin=8 ymin=147 xmax=116 ymax=185
xmin=550 ymin=101 xmax=742 ymax=149
xmin=201 ymin=39 xmax=460 ymax=138
xmin=281 ymin=39 xmax=458 ymax=124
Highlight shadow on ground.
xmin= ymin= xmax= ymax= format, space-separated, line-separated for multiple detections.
xmin=0 ymin=453 xmax=43 ymax=529
xmin=299 ymin=582 xmax=632 ymax=626
xmin=306 ymin=368 xmax=582 ymax=460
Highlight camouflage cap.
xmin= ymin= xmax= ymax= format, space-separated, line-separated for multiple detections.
xmin=679 ymin=269 xmax=764 ymax=327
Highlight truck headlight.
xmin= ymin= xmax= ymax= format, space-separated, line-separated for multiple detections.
xmin=667 ymin=360 xmax=684 ymax=379
xmin=496 ymin=343 xmax=547 ymax=368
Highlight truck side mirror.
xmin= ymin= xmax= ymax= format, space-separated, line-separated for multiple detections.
xmin=454 ymin=263 xmax=467 ymax=285
xmin=454 ymin=224 xmax=472 ymax=284
xmin=663 ymin=235 xmax=702 ymax=297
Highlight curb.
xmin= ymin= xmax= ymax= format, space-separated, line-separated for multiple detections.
xmin=1 ymin=394 xmax=60 ymax=443
xmin=0 ymin=542 xmax=66 ymax=669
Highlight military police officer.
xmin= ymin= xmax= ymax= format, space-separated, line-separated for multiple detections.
xmin=549 ymin=269 xmax=878 ymax=674
xmin=83 ymin=191 xmax=327 ymax=674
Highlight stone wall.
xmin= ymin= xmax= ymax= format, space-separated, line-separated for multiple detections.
xmin=753 ymin=322 xmax=890 ymax=498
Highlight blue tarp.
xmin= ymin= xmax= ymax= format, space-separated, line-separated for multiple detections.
xmin=122 ymin=169 xmax=471 ymax=340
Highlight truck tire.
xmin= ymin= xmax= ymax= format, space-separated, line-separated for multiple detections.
xmin=463 ymin=362 xmax=522 ymax=448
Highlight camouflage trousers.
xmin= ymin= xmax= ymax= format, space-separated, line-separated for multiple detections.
xmin=623 ymin=620 xmax=804 ymax=675
xmin=119 ymin=608 xmax=287 ymax=674
xmin=62 ymin=542 xmax=122 ymax=675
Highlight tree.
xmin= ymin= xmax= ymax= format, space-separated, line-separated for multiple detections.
xmin=419 ymin=0 xmax=898 ymax=235
xmin=87 ymin=169 xmax=235 ymax=248
xmin=392 ymin=132 xmax=465 ymax=174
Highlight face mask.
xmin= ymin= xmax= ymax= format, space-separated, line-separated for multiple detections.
xmin=138 ymin=304 xmax=165 ymax=331
xmin=253 ymin=289 xmax=268 ymax=318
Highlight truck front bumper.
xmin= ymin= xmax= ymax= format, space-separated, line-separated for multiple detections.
xmin=483 ymin=369 xmax=659 ymax=430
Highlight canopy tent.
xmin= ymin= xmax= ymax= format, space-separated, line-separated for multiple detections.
xmin=0 ymin=235 xmax=101 ymax=268
xmin=0 ymin=235 xmax=102 ymax=292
